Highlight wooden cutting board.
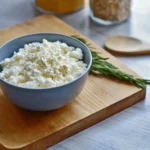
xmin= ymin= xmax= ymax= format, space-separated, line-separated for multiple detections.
xmin=0 ymin=15 xmax=146 ymax=150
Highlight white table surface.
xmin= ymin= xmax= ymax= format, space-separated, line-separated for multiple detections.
xmin=0 ymin=0 xmax=150 ymax=150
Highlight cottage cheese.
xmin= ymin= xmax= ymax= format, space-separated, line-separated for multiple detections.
xmin=0 ymin=39 xmax=87 ymax=88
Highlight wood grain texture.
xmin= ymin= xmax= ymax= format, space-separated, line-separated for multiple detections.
xmin=0 ymin=14 xmax=146 ymax=150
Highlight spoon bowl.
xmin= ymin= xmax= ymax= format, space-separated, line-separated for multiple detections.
xmin=105 ymin=36 xmax=150 ymax=55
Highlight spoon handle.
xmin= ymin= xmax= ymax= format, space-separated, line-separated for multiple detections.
xmin=133 ymin=43 xmax=150 ymax=55
xmin=105 ymin=44 xmax=150 ymax=55
xmin=105 ymin=48 xmax=150 ymax=55
xmin=129 ymin=49 xmax=150 ymax=55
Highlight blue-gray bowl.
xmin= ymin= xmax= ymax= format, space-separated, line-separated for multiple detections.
xmin=0 ymin=33 xmax=92 ymax=111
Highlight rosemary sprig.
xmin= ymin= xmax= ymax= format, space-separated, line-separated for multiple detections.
xmin=72 ymin=35 xmax=150 ymax=88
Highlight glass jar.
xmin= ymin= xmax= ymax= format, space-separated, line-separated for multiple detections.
xmin=90 ymin=0 xmax=131 ymax=25
xmin=35 ymin=0 xmax=85 ymax=14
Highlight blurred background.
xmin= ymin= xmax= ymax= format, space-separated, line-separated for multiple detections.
xmin=0 ymin=0 xmax=150 ymax=45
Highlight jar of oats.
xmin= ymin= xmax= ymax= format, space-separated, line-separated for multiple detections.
xmin=90 ymin=0 xmax=131 ymax=25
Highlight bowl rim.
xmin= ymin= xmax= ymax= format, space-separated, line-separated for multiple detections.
xmin=0 ymin=33 xmax=92 ymax=90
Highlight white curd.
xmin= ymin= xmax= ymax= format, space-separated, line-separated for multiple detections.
xmin=0 ymin=39 xmax=87 ymax=88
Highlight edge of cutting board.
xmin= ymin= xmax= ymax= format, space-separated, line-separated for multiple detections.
xmin=0 ymin=89 xmax=146 ymax=150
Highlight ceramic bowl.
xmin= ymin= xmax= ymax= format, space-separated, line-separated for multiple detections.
xmin=0 ymin=33 xmax=92 ymax=111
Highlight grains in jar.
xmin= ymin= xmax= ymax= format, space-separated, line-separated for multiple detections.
xmin=90 ymin=0 xmax=131 ymax=25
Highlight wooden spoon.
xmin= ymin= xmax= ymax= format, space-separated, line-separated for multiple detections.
xmin=105 ymin=36 xmax=150 ymax=55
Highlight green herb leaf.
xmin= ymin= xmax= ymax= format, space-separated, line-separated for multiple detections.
xmin=72 ymin=35 xmax=150 ymax=88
